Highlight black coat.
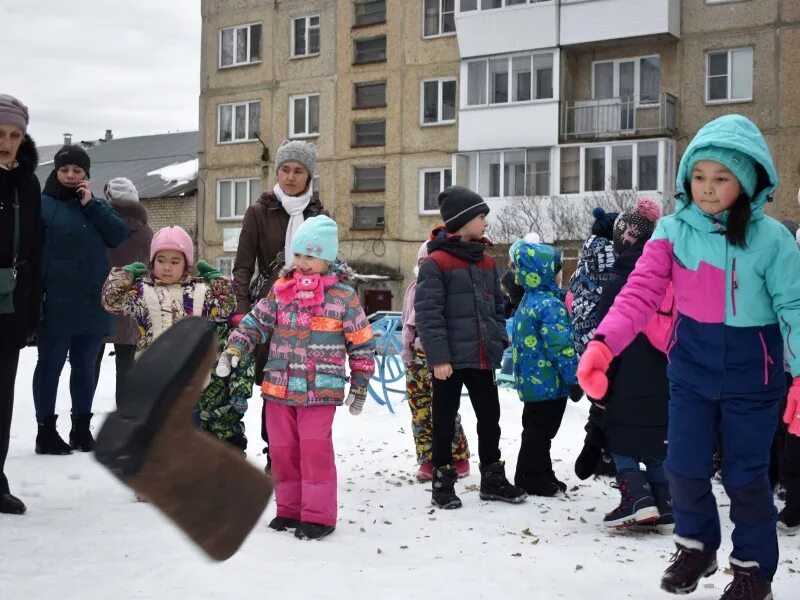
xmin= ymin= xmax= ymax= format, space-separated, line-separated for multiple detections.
xmin=415 ymin=228 xmax=507 ymax=370
xmin=0 ymin=135 xmax=41 ymax=352
xmin=595 ymin=241 xmax=669 ymax=459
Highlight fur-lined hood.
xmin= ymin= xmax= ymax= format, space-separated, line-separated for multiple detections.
xmin=12 ymin=134 xmax=38 ymax=177
xmin=277 ymin=259 xmax=355 ymax=283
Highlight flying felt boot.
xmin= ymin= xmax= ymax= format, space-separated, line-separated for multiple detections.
xmin=94 ymin=317 xmax=273 ymax=561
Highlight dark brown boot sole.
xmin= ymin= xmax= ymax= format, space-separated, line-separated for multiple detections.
xmin=95 ymin=317 xmax=273 ymax=560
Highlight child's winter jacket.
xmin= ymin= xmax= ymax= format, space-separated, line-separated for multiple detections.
xmin=568 ymin=235 xmax=615 ymax=356
xmin=510 ymin=241 xmax=579 ymax=402
xmin=226 ymin=262 xmax=376 ymax=407
xmin=401 ymin=280 xmax=423 ymax=364
xmin=101 ymin=269 xmax=235 ymax=355
xmin=414 ymin=226 xmax=507 ymax=370
xmin=596 ymin=114 xmax=800 ymax=399
xmin=595 ymin=240 xmax=668 ymax=459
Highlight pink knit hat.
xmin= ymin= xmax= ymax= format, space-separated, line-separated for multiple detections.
xmin=150 ymin=226 xmax=194 ymax=266
xmin=416 ymin=241 xmax=429 ymax=265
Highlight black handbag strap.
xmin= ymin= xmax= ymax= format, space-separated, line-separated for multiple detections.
xmin=11 ymin=189 xmax=19 ymax=273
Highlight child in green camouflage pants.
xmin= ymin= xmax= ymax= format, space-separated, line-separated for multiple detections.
xmin=402 ymin=241 xmax=470 ymax=482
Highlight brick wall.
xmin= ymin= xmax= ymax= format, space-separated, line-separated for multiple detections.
xmin=140 ymin=194 xmax=198 ymax=246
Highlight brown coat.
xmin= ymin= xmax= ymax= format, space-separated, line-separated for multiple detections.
xmin=105 ymin=199 xmax=153 ymax=345
xmin=232 ymin=191 xmax=327 ymax=314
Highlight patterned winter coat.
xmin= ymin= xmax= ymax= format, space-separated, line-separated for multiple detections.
xmin=568 ymin=235 xmax=616 ymax=356
xmin=510 ymin=241 xmax=579 ymax=402
xmin=226 ymin=262 xmax=376 ymax=407
xmin=101 ymin=269 xmax=235 ymax=355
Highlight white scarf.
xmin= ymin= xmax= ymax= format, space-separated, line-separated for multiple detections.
xmin=273 ymin=183 xmax=312 ymax=266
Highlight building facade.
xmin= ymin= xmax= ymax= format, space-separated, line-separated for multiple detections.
xmin=198 ymin=0 xmax=800 ymax=309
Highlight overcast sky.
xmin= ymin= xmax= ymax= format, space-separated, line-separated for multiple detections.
xmin=2 ymin=1 xmax=201 ymax=146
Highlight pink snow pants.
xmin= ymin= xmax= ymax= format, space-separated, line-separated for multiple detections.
xmin=265 ymin=402 xmax=337 ymax=526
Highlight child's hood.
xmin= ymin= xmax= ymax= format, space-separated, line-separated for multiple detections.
xmin=676 ymin=114 xmax=778 ymax=215
xmin=276 ymin=259 xmax=354 ymax=285
xmin=509 ymin=240 xmax=561 ymax=294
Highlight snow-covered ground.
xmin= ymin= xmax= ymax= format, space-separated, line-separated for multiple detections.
xmin=1 ymin=348 xmax=798 ymax=599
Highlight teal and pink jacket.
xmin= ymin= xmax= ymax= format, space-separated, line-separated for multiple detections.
xmin=596 ymin=114 xmax=800 ymax=399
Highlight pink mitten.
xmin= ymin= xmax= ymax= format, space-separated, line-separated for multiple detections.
xmin=784 ymin=376 xmax=800 ymax=437
xmin=577 ymin=341 xmax=614 ymax=400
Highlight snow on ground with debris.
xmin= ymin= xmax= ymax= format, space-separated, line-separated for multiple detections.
xmin=1 ymin=348 xmax=798 ymax=599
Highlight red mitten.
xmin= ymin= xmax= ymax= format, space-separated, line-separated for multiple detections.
xmin=229 ymin=313 xmax=245 ymax=328
xmin=577 ymin=341 xmax=613 ymax=400
xmin=784 ymin=376 xmax=800 ymax=437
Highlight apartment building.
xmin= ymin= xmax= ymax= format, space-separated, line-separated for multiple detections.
xmin=198 ymin=0 xmax=800 ymax=310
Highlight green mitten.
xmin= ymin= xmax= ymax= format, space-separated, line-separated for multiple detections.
xmin=196 ymin=259 xmax=224 ymax=282
xmin=122 ymin=262 xmax=149 ymax=279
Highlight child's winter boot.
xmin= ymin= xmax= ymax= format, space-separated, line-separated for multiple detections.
xmin=480 ymin=461 xmax=527 ymax=503
xmin=603 ymin=470 xmax=659 ymax=528
xmin=632 ymin=481 xmax=674 ymax=534
xmin=69 ymin=413 xmax=96 ymax=452
xmin=719 ymin=561 xmax=772 ymax=600
xmin=94 ymin=318 xmax=273 ymax=561
xmin=432 ymin=465 xmax=462 ymax=509
xmin=269 ymin=516 xmax=301 ymax=532
xmin=514 ymin=473 xmax=561 ymax=497
xmin=660 ymin=540 xmax=718 ymax=594
xmin=35 ymin=415 xmax=72 ymax=455
xmin=777 ymin=502 xmax=800 ymax=533
xmin=294 ymin=522 xmax=336 ymax=540
xmin=415 ymin=462 xmax=434 ymax=482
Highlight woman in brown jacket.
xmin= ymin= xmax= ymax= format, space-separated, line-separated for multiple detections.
xmin=231 ymin=139 xmax=327 ymax=468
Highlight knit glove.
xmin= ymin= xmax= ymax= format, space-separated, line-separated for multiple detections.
xmin=784 ymin=376 xmax=800 ymax=437
xmin=122 ymin=262 xmax=149 ymax=280
xmin=344 ymin=386 xmax=368 ymax=416
xmin=567 ymin=384 xmax=584 ymax=403
xmin=196 ymin=259 xmax=224 ymax=282
xmin=215 ymin=348 xmax=241 ymax=378
xmin=577 ymin=340 xmax=614 ymax=401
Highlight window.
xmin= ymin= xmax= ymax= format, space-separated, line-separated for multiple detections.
xmin=585 ymin=147 xmax=606 ymax=192
xmin=353 ymin=120 xmax=386 ymax=146
xmin=611 ymin=145 xmax=633 ymax=190
xmin=421 ymin=78 xmax=456 ymax=125
xmin=592 ymin=56 xmax=661 ymax=104
xmin=423 ymin=0 xmax=456 ymax=38
xmin=456 ymin=148 xmax=550 ymax=198
xmin=460 ymin=0 xmax=548 ymax=10
xmin=289 ymin=94 xmax=320 ymax=138
xmin=354 ymin=81 xmax=387 ymax=108
xmin=219 ymin=23 xmax=262 ymax=68
xmin=559 ymin=147 xmax=579 ymax=194
xmin=218 ymin=101 xmax=260 ymax=143
xmin=420 ymin=168 xmax=452 ymax=212
xmin=354 ymin=36 xmax=387 ymax=64
xmin=292 ymin=15 xmax=320 ymax=57
xmin=217 ymin=256 xmax=234 ymax=278
xmin=354 ymin=0 xmax=386 ymax=26
xmin=706 ymin=48 xmax=753 ymax=102
xmin=352 ymin=204 xmax=386 ymax=230
xmin=353 ymin=165 xmax=386 ymax=191
xmin=466 ymin=52 xmax=554 ymax=106
xmin=218 ymin=178 xmax=261 ymax=219
xmin=575 ymin=141 xmax=664 ymax=193
xmin=638 ymin=142 xmax=658 ymax=191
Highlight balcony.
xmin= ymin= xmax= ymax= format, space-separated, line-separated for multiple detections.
xmin=459 ymin=101 xmax=559 ymax=151
xmin=455 ymin=1 xmax=558 ymax=59
xmin=560 ymin=0 xmax=680 ymax=46
xmin=561 ymin=93 xmax=677 ymax=141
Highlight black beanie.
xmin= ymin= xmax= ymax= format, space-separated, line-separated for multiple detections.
xmin=438 ymin=185 xmax=490 ymax=233
xmin=54 ymin=144 xmax=91 ymax=177
xmin=590 ymin=207 xmax=618 ymax=240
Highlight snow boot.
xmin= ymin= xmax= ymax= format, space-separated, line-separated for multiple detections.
xmin=35 ymin=415 xmax=72 ymax=455
xmin=777 ymin=503 xmax=800 ymax=533
xmin=294 ymin=521 xmax=335 ymax=540
xmin=660 ymin=541 xmax=718 ymax=594
xmin=0 ymin=493 xmax=26 ymax=515
xmin=720 ymin=562 xmax=772 ymax=600
xmin=454 ymin=459 xmax=470 ymax=479
xmin=515 ymin=473 xmax=561 ymax=497
xmin=603 ymin=470 xmax=659 ymax=528
xmin=575 ymin=423 xmax=605 ymax=480
xmin=415 ymin=462 xmax=434 ymax=482
xmin=632 ymin=481 xmax=675 ymax=534
xmin=69 ymin=413 xmax=96 ymax=452
xmin=269 ymin=516 xmax=301 ymax=531
xmin=432 ymin=465 xmax=462 ymax=509
xmin=480 ymin=461 xmax=527 ymax=504
xmin=94 ymin=318 xmax=273 ymax=561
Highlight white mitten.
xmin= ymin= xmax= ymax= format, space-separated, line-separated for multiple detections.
xmin=215 ymin=349 xmax=240 ymax=378
xmin=344 ymin=386 xmax=367 ymax=416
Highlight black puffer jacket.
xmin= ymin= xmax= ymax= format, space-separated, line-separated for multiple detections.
xmin=415 ymin=227 xmax=507 ymax=370
xmin=0 ymin=135 xmax=41 ymax=352
xmin=595 ymin=241 xmax=669 ymax=459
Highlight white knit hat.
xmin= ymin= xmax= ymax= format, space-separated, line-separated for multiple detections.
xmin=105 ymin=177 xmax=139 ymax=203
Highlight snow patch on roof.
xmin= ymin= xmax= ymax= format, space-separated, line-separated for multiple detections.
xmin=147 ymin=158 xmax=198 ymax=187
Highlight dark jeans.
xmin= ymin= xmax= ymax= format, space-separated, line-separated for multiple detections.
xmin=94 ymin=343 xmax=136 ymax=406
xmin=0 ymin=349 xmax=20 ymax=495
xmin=33 ymin=333 xmax=104 ymax=422
xmin=431 ymin=368 xmax=501 ymax=468
xmin=515 ymin=399 xmax=567 ymax=482
xmin=612 ymin=454 xmax=667 ymax=485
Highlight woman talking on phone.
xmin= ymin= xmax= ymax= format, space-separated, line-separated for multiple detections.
xmin=33 ymin=144 xmax=128 ymax=455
